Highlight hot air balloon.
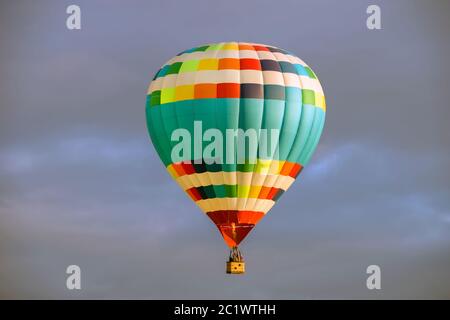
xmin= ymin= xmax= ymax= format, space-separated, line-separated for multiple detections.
xmin=146 ymin=42 xmax=326 ymax=274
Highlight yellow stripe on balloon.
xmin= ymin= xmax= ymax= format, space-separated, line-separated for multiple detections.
xmin=195 ymin=198 xmax=275 ymax=213
xmin=172 ymin=171 xmax=295 ymax=191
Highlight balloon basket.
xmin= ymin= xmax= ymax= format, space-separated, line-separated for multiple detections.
xmin=226 ymin=247 xmax=245 ymax=274
xmin=226 ymin=261 xmax=245 ymax=274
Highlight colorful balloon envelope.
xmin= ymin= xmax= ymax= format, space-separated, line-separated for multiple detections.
xmin=146 ymin=42 xmax=326 ymax=273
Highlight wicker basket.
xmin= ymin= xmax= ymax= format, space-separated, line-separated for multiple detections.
xmin=226 ymin=261 xmax=245 ymax=274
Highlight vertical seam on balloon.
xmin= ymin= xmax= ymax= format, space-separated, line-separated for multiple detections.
xmin=304 ymin=111 xmax=325 ymax=165
xmin=189 ymin=45 xmax=214 ymax=205
xmin=294 ymin=66 xmax=317 ymax=166
xmin=284 ymin=54 xmax=307 ymax=167
xmin=267 ymin=52 xmax=297 ymax=201
xmin=301 ymin=102 xmax=325 ymax=165
xmin=149 ymin=57 xmax=177 ymax=165
xmin=173 ymin=57 xmax=199 ymax=189
xmin=218 ymin=42 xmax=238 ymax=211
xmin=146 ymin=68 xmax=162 ymax=159
xmin=257 ymin=48 xmax=287 ymax=207
xmin=301 ymin=70 xmax=326 ymax=165
xmin=295 ymin=64 xmax=321 ymax=166
xmin=172 ymin=51 xmax=203 ymax=208
xmin=241 ymin=44 xmax=265 ymax=214
xmin=267 ymin=53 xmax=304 ymax=201
xmin=248 ymin=47 xmax=284 ymax=213
xmin=202 ymin=43 xmax=224 ymax=201
xmin=298 ymin=104 xmax=318 ymax=165
xmin=157 ymin=60 xmax=175 ymax=167
xmin=233 ymin=43 xmax=242 ymax=217
xmin=146 ymin=96 xmax=163 ymax=164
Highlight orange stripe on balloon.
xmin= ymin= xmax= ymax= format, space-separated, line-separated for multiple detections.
xmin=252 ymin=45 xmax=270 ymax=52
xmin=280 ymin=161 xmax=295 ymax=176
xmin=218 ymin=58 xmax=240 ymax=70
xmin=289 ymin=163 xmax=303 ymax=178
xmin=194 ymin=83 xmax=217 ymax=98
xmin=171 ymin=163 xmax=185 ymax=176
xmin=239 ymin=59 xmax=261 ymax=70
xmin=217 ymin=83 xmax=240 ymax=98
xmin=258 ymin=186 xmax=272 ymax=199
xmin=238 ymin=44 xmax=255 ymax=51
xmin=266 ymin=187 xmax=279 ymax=200
xmin=180 ymin=162 xmax=196 ymax=175
xmin=186 ymin=187 xmax=202 ymax=201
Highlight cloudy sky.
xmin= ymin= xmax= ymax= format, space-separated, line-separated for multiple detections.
xmin=0 ymin=0 xmax=449 ymax=299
